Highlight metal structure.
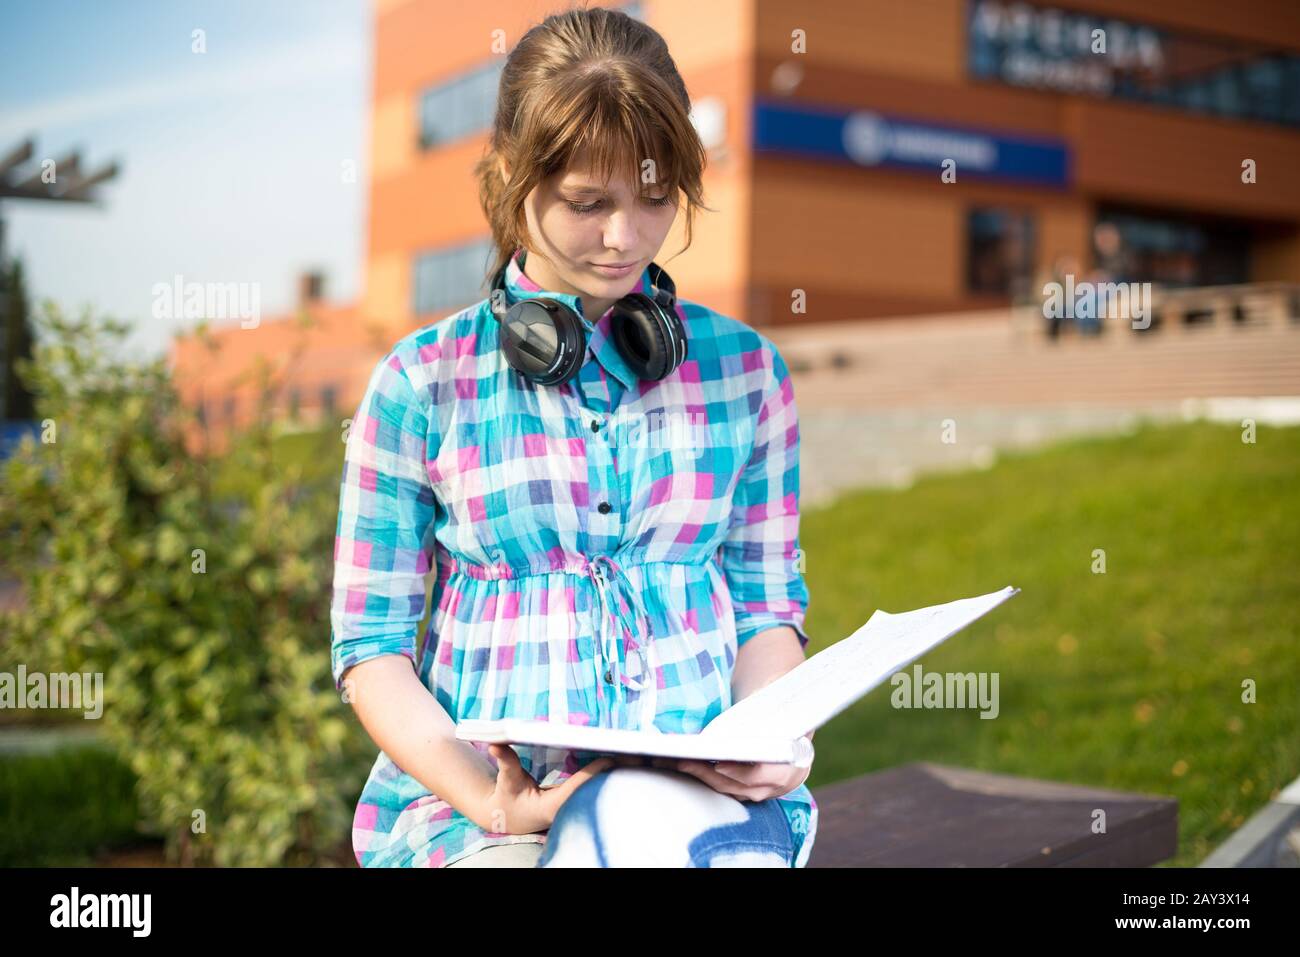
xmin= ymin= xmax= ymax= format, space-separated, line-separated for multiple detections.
xmin=0 ymin=137 xmax=121 ymax=419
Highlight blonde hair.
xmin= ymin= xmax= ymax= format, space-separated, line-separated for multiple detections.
xmin=474 ymin=3 xmax=713 ymax=285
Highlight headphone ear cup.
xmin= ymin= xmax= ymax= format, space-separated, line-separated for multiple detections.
xmin=534 ymin=302 xmax=588 ymax=386
xmin=499 ymin=299 xmax=587 ymax=386
xmin=611 ymin=294 xmax=686 ymax=381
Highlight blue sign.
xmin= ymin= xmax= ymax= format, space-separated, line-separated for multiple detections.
xmin=0 ymin=420 xmax=41 ymax=462
xmin=753 ymin=98 xmax=1071 ymax=187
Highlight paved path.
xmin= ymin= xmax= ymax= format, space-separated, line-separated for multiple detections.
xmin=0 ymin=724 xmax=106 ymax=755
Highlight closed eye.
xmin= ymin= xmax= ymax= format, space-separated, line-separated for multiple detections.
xmin=567 ymin=195 xmax=675 ymax=216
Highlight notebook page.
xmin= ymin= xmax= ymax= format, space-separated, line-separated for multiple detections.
xmin=700 ymin=586 xmax=1020 ymax=741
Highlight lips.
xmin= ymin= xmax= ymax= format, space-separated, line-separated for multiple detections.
xmin=590 ymin=259 xmax=641 ymax=277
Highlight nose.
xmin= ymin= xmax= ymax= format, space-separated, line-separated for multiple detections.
xmin=603 ymin=207 xmax=639 ymax=254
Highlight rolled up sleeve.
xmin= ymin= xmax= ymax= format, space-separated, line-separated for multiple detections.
xmin=330 ymin=351 xmax=438 ymax=691
xmin=717 ymin=341 xmax=811 ymax=651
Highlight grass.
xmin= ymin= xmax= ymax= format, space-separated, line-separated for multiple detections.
xmin=0 ymin=744 xmax=142 ymax=866
xmin=207 ymin=424 xmax=344 ymax=503
xmin=798 ymin=418 xmax=1300 ymax=867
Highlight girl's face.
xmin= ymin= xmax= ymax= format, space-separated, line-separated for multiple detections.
xmin=505 ymin=149 xmax=680 ymax=320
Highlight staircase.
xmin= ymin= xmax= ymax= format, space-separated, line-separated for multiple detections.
xmin=766 ymin=300 xmax=1300 ymax=507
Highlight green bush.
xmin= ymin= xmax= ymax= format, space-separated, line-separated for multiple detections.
xmin=0 ymin=303 xmax=372 ymax=866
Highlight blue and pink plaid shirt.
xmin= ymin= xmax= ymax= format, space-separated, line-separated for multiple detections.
xmin=330 ymin=247 xmax=817 ymax=866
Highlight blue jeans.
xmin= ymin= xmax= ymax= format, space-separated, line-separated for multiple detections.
xmin=535 ymin=765 xmax=803 ymax=867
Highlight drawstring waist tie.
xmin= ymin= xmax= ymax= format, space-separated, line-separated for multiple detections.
xmin=446 ymin=552 xmax=661 ymax=728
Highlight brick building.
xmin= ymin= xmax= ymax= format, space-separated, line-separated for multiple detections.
xmin=169 ymin=0 xmax=1300 ymax=449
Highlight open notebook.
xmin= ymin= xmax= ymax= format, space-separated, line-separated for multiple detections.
xmin=455 ymin=585 xmax=1020 ymax=767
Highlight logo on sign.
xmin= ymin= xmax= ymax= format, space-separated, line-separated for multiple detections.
xmin=842 ymin=111 xmax=889 ymax=165
xmin=843 ymin=111 xmax=999 ymax=172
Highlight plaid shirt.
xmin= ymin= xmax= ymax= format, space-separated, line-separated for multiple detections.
xmin=331 ymin=247 xmax=817 ymax=867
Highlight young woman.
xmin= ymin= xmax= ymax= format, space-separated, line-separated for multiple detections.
xmin=331 ymin=4 xmax=818 ymax=868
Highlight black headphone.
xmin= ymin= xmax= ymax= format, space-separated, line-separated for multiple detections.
xmin=488 ymin=249 xmax=687 ymax=387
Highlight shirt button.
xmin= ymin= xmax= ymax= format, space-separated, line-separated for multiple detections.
xmin=597 ymin=501 xmax=612 ymax=514
xmin=590 ymin=419 xmax=601 ymax=432
xmin=604 ymin=667 xmax=614 ymax=684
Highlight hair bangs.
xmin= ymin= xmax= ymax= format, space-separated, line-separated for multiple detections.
xmin=534 ymin=75 xmax=684 ymax=199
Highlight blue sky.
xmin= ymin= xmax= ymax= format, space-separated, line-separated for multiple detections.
xmin=0 ymin=0 xmax=371 ymax=359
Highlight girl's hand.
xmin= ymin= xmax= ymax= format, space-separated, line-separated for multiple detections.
xmin=638 ymin=734 xmax=815 ymax=802
xmin=480 ymin=743 xmax=616 ymax=834
xmin=661 ymin=757 xmax=810 ymax=801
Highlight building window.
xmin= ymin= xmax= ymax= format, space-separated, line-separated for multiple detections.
xmin=967 ymin=0 xmax=1300 ymax=130
xmin=288 ymin=387 xmax=301 ymax=421
xmin=1093 ymin=208 xmax=1250 ymax=288
xmin=416 ymin=1 xmax=644 ymax=151
xmin=417 ymin=60 xmax=505 ymax=150
xmin=223 ymin=396 xmax=236 ymax=423
xmin=413 ymin=236 xmax=496 ymax=315
xmin=967 ymin=207 xmax=1036 ymax=296
xmin=320 ymin=385 xmax=338 ymax=419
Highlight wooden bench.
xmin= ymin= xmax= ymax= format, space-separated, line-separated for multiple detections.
xmin=807 ymin=762 xmax=1178 ymax=867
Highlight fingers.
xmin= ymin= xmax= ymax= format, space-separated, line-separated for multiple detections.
xmin=699 ymin=761 xmax=762 ymax=785
xmin=555 ymin=756 xmax=616 ymax=796
xmin=538 ymin=757 xmax=612 ymax=815
xmin=673 ymin=761 xmax=767 ymax=801
xmin=647 ymin=756 xmax=776 ymax=793
xmin=488 ymin=743 xmax=525 ymax=778
xmin=690 ymin=760 xmax=791 ymax=791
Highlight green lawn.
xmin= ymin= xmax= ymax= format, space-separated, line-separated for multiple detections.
xmin=208 ymin=424 xmax=345 ymax=501
xmin=799 ymin=419 xmax=1300 ymax=867
xmin=0 ymin=744 xmax=140 ymax=866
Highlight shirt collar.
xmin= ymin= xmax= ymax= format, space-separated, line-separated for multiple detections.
xmin=503 ymin=247 xmax=657 ymax=390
